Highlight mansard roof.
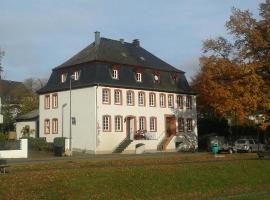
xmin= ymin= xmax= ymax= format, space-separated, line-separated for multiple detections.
xmin=38 ymin=62 xmax=194 ymax=94
xmin=38 ymin=33 xmax=194 ymax=94
xmin=55 ymin=37 xmax=183 ymax=73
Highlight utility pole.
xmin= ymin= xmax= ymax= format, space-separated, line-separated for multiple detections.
xmin=0 ymin=48 xmax=5 ymax=80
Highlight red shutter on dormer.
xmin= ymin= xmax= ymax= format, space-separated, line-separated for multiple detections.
xmin=134 ymin=67 xmax=143 ymax=73
xmin=112 ymin=64 xmax=120 ymax=70
xmin=171 ymin=72 xmax=179 ymax=84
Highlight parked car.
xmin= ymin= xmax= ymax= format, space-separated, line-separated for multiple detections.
xmin=234 ymin=139 xmax=265 ymax=152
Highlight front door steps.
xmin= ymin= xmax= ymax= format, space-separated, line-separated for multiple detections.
xmin=113 ymin=138 xmax=133 ymax=153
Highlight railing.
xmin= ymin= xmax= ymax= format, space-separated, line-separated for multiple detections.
xmin=134 ymin=130 xmax=165 ymax=140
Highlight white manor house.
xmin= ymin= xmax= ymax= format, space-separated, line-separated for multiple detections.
xmin=38 ymin=32 xmax=197 ymax=154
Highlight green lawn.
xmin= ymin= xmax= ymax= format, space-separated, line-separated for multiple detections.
xmin=1 ymin=154 xmax=270 ymax=200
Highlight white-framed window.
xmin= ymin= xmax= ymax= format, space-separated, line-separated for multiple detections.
xmin=72 ymin=70 xmax=81 ymax=81
xmin=44 ymin=95 xmax=50 ymax=109
xmin=61 ymin=73 xmax=67 ymax=83
xmin=139 ymin=117 xmax=146 ymax=130
xmin=168 ymin=94 xmax=174 ymax=108
xmin=176 ymin=95 xmax=183 ymax=109
xmin=115 ymin=116 xmax=123 ymax=132
xmin=136 ymin=72 xmax=142 ymax=82
xmin=138 ymin=92 xmax=145 ymax=106
xmin=112 ymin=69 xmax=119 ymax=79
xmin=150 ymin=117 xmax=157 ymax=132
xmin=187 ymin=118 xmax=193 ymax=132
xmin=127 ymin=91 xmax=134 ymax=106
xmin=52 ymin=94 xmax=58 ymax=109
xmin=186 ymin=96 xmax=192 ymax=109
xmin=149 ymin=93 xmax=156 ymax=107
xmin=178 ymin=118 xmax=184 ymax=132
xmin=160 ymin=94 xmax=166 ymax=108
xmin=44 ymin=119 xmax=50 ymax=134
xmin=102 ymin=89 xmax=110 ymax=104
xmin=52 ymin=118 xmax=58 ymax=134
xmin=114 ymin=90 xmax=122 ymax=105
xmin=103 ymin=115 xmax=111 ymax=132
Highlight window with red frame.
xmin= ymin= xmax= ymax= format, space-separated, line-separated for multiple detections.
xmin=44 ymin=95 xmax=50 ymax=109
xmin=168 ymin=94 xmax=174 ymax=108
xmin=160 ymin=94 xmax=166 ymax=108
xmin=52 ymin=94 xmax=58 ymax=108
xmin=176 ymin=95 xmax=183 ymax=109
xmin=150 ymin=117 xmax=157 ymax=132
xmin=44 ymin=119 xmax=50 ymax=134
xmin=187 ymin=118 xmax=193 ymax=132
xmin=149 ymin=93 xmax=156 ymax=107
xmin=138 ymin=92 xmax=145 ymax=106
xmin=103 ymin=115 xmax=111 ymax=132
xmin=127 ymin=91 xmax=134 ymax=106
xmin=52 ymin=118 xmax=58 ymax=134
xmin=102 ymin=89 xmax=111 ymax=104
xmin=178 ymin=118 xmax=184 ymax=132
xmin=114 ymin=90 xmax=122 ymax=105
xmin=139 ymin=117 xmax=146 ymax=131
xmin=115 ymin=116 xmax=123 ymax=132
xmin=186 ymin=96 xmax=192 ymax=109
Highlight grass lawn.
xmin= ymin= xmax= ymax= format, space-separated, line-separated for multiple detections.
xmin=1 ymin=154 xmax=270 ymax=200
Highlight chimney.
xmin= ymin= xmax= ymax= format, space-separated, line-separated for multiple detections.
xmin=120 ymin=38 xmax=124 ymax=44
xmin=132 ymin=39 xmax=140 ymax=47
xmin=95 ymin=31 xmax=100 ymax=46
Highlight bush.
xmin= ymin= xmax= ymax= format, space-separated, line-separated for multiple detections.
xmin=0 ymin=133 xmax=7 ymax=142
xmin=28 ymin=138 xmax=53 ymax=152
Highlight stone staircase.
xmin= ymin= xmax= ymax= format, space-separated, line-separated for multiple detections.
xmin=112 ymin=138 xmax=133 ymax=153
xmin=157 ymin=135 xmax=174 ymax=151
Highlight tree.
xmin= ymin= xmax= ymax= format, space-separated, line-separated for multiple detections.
xmin=192 ymin=1 xmax=270 ymax=126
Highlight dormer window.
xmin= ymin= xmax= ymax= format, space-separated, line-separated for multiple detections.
xmin=61 ymin=73 xmax=67 ymax=83
xmin=112 ymin=69 xmax=119 ymax=79
xmin=111 ymin=65 xmax=120 ymax=80
xmin=153 ymin=71 xmax=160 ymax=84
xmin=72 ymin=70 xmax=81 ymax=81
xmin=171 ymin=72 xmax=178 ymax=84
xmin=136 ymin=72 xmax=142 ymax=82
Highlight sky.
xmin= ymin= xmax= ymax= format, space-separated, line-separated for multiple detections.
xmin=0 ymin=0 xmax=264 ymax=82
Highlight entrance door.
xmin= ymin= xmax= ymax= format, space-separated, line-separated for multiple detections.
xmin=126 ymin=117 xmax=135 ymax=140
xmin=165 ymin=116 xmax=176 ymax=137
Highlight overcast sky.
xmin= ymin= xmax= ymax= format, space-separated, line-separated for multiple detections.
xmin=0 ymin=0 xmax=263 ymax=82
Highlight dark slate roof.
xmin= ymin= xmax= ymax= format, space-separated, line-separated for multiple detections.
xmin=16 ymin=109 xmax=39 ymax=122
xmin=55 ymin=38 xmax=183 ymax=73
xmin=38 ymin=35 xmax=195 ymax=95
xmin=38 ymin=62 xmax=194 ymax=94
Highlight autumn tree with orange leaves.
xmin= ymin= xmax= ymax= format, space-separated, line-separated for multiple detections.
xmin=192 ymin=0 xmax=270 ymax=127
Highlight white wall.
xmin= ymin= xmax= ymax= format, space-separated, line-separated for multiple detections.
xmin=16 ymin=121 xmax=37 ymax=139
xmin=0 ymin=97 xmax=3 ymax=124
xmin=39 ymin=86 xmax=96 ymax=152
xmin=0 ymin=139 xmax=28 ymax=158
xmin=96 ymin=86 xmax=197 ymax=153
xmin=39 ymin=85 xmax=197 ymax=154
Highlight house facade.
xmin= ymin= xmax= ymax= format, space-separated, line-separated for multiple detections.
xmin=38 ymin=32 xmax=197 ymax=154
xmin=0 ymin=97 xmax=3 ymax=124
